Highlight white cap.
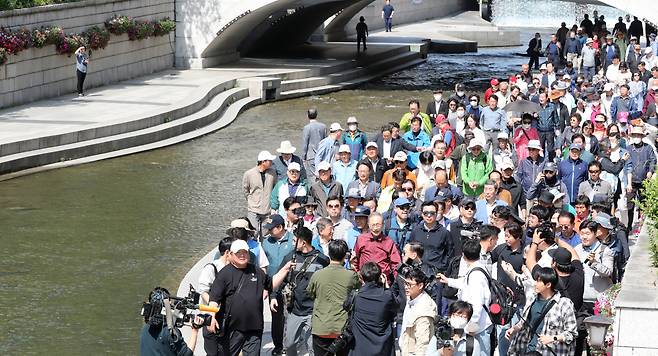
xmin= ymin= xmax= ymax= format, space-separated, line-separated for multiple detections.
xmin=467 ymin=139 xmax=484 ymax=150
xmin=393 ymin=151 xmax=408 ymax=161
xmin=288 ymin=162 xmax=301 ymax=171
xmin=366 ymin=142 xmax=378 ymax=149
xmin=258 ymin=150 xmax=276 ymax=161
xmin=230 ymin=218 xmax=253 ymax=230
xmin=346 ymin=116 xmax=358 ymax=124
xmin=645 ymin=47 xmax=653 ymax=54
xmin=527 ymin=140 xmax=542 ymax=150
xmin=497 ymin=132 xmax=508 ymax=140
xmin=317 ymin=161 xmax=332 ymax=172
xmin=432 ymin=160 xmax=446 ymax=170
xmin=230 ymin=240 xmax=250 ymax=253
xmin=329 ymin=123 xmax=343 ymax=132
xmin=630 ymin=126 xmax=646 ymax=135
xmin=540 ymin=63 xmax=547 ymax=70
xmin=276 ymin=140 xmax=296 ymax=154
xmin=500 ymin=158 xmax=515 ymax=171
xmin=603 ymin=83 xmax=615 ymax=92
xmin=338 ymin=144 xmax=351 ymax=153
xmin=563 ymin=74 xmax=571 ymax=80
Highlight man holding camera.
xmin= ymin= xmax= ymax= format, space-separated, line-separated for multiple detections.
xmin=306 ymin=240 xmax=361 ymax=356
xmin=272 ymin=226 xmax=329 ymax=356
xmin=140 ymin=287 xmax=206 ymax=356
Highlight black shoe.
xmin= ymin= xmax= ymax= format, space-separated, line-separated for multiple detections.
xmin=271 ymin=347 xmax=284 ymax=356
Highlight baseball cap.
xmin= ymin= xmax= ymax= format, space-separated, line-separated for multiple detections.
xmin=594 ymin=212 xmax=614 ymax=229
xmin=346 ymin=116 xmax=358 ymax=124
xmin=500 ymin=158 xmax=514 ymax=171
xmin=366 ymin=141 xmax=378 ymax=149
xmin=586 ymin=38 xmax=593 ymax=44
xmin=549 ymin=247 xmax=572 ymax=265
xmin=394 ymin=151 xmax=408 ymax=161
xmin=230 ymin=240 xmax=250 ymax=253
xmin=230 ymin=218 xmax=253 ymax=231
xmin=394 ymin=197 xmax=411 ymax=207
xmin=258 ymin=150 xmax=276 ymax=161
xmin=316 ymin=161 xmax=331 ymax=172
xmin=263 ymin=214 xmax=285 ymax=230
xmin=497 ymin=132 xmax=508 ymax=140
xmin=329 ymin=122 xmax=343 ymax=132
xmin=630 ymin=126 xmax=645 ymax=135
xmin=347 ymin=188 xmax=362 ymax=199
xmin=645 ymin=47 xmax=653 ymax=54
xmin=287 ymin=162 xmax=301 ymax=171
xmin=433 ymin=88 xmax=444 ymax=94
xmin=540 ymin=63 xmax=547 ymax=70
xmin=338 ymin=144 xmax=351 ymax=153
xmin=456 ymin=83 xmax=466 ymax=90
xmin=353 ymin=206 xmax=371 ymax=217
xmin=543 ymin=162 xmax=557 ymax=172
xmin=538 ymin=190 xmax=555 ymax=204
xmin=459 ymin=197 xmax=476 ymax=208
xmin=569 ymin=143 xmax=583 ymax=151
xmin=490 ymin=78 xmax=500 ymax=86
xmin=527 ymin=140 xmax=542 ymax=151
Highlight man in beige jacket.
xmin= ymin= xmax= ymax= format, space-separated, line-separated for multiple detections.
xmin=399 ymin=267 xmax=438 ymax=355
xmin=243 ymin=150 xmax=277 ymax=237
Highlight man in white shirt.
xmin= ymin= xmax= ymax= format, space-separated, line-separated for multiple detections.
xmin=439 ymin=238 xmax=492 ymax=356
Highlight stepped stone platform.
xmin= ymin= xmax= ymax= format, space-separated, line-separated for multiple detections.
xmin=0 ymin=42 xmax=425 ymax=180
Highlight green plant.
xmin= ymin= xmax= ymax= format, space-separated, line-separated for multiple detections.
xmin=84 ymin=26 xmax=109 ymax=50
xmin=133 ymin=21 xmax=155 ymax=40
xmin=153 ymin=18 xmax=175 ymax=36
xmin=639 ymin=178 xmax=658 ymax=267
xmin=105 ymin=15 xmax=135 ymax=35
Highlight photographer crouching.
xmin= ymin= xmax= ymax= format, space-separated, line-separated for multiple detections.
xmin=139 ymin=287 xmax=207 ymax=356
xmin=439 ymin=301 xmax=480 ymax=356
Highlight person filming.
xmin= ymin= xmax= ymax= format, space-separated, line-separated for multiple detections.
xmin=139 ymin=287 xmax=205 ymax=356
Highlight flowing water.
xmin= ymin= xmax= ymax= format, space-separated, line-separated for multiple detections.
xmin=0 ymin=47 xmax=525 ymax=354
xmin=491 ymin=0 xmax=625 ymax=28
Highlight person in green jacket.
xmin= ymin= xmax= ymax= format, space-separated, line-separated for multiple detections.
xmin=460 ymin=139 xmax=493 ymax=197
xmin=399 ymin=99 xmax=432 ymax=136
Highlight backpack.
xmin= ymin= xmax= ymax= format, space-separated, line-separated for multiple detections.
xmin=441 ymin=255 xmax=462 ymax=299
xmin=466 ymin=267 xmax=515 ymax=326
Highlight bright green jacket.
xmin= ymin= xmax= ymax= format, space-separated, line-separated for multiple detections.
xmin=460 ymin=151 xmax=493 ymax=196
xmin=399 ymin=112 xmax=432 ymax=136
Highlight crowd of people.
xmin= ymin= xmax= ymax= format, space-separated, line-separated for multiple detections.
xmin=140 ymin=11 xmax=658 ymax=356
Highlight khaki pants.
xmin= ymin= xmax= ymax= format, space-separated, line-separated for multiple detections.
xmin=566 ymin=52 xmax=580 ymax=70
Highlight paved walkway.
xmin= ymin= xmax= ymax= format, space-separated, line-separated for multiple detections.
xmin=0 ymin=43 xmax=398 ymax=148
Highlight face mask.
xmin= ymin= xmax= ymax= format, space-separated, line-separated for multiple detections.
xmin=470 ymin=100 xmax=478 ymax=105
xmin=592 ymin=101 xmax=600 ymax=106
xmin=348 ymin=124 xmax=357 ymax=131
xmin=632 ymin=137 xmax=642 ymax=145
xmin=434 ymin=95 xmax=443 ymax=102
xmin=456 ymin=110 xmax=465 ymax=118
xmin=522 ymin=124 xmax=531 ymax=129
xmin=450 ymin=316 xmax=469 ymax=329
xmin=457 ymin=91 xmax=465 ymax=97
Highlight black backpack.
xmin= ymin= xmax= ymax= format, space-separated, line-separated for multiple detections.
xmin=466 ymin=267 xmax=515 ymax=326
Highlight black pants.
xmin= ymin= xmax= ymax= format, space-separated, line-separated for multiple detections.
xmin=271 ymin=294 xmax=285 ymax=351
xmin=627 ymin=181 xmax=645 ymax=229
xmin=76 ymin=69 xmax=86 ymax=94
xmin=357 ymin=35 xmax=366 ymax=52
xmin=528 ymin=53 xmax=540 ymax=70
xmin=575 ymin=301 xmax=594 ymax=356
xmin=312 ymin=335 xmax=348 ymax=356
xmin=203 ymin=327 xmax=223 ymax=356
xmin=220 ymin=330 xmax=262 ymax=356
xmin=538 ymin=130 xmax=555 ymax=161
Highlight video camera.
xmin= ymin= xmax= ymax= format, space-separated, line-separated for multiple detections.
xmin=140 ymin=285 xmax=218 ymax=329
xmin=460 ymin=222 xmax=482 ymax=240
xmin=435 ymin=315 xmax=454 ymax=349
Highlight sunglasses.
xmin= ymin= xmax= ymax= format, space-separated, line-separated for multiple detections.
xmin=589 ymin=170 xmax=600 ymax=173
xmin=462 ymin=205 xmax=475 ymax=211
xmin=402 ymin=187 xmax=414 ymax=192
xmin=422 ymin=211 xmax=437 ymax=217
xmin=327 ymin=204 xmax=341 ymax=209
xmin=397 ymin=205 xmax=411 ymax=211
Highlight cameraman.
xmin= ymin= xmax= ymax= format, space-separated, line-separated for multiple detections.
xmin=139 ymin=287 xmax=205 ymax=356
xmin=440 ymin=301 xmax=481 ymax=356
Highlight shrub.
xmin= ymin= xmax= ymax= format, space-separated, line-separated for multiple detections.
xmin=133 ymin=20 xmax=155 ymax=40
xmin=153 ymin=18 xmax=175 ymax=36
xmin=55 ymin=33 xmax=86 ymax=56
xmin=32 ymin=26 xmax=62 ymax=48
xmin=639 ymin=177 xmax=658 ymax=267
xmin=105 ymin=15 xmax=134 ymax=35
xmin=84 ymin=26 xmax=109 ymax=50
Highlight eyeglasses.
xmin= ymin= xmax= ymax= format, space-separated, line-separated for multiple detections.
xmin=544 ymin=171 xmax=555 ymax=175
xmin=327 ymin=204 xmax=341 ymax=209
xmin=402 ymin=187 xmax=414 ymax=192
xmin=422 ymin=211 xmax=437 ymax=217
xmin=462 ymin=205 xmax=475 ymax=211
xmin=589 ymin=170 xmax=600 ymax=173
xmin=404 ymin=281 xmax=418 ymax=288
xmin=397 ymin=205 xmax=411 ymax=211
xmin=559 ymin=224 xmax=572 ymax=229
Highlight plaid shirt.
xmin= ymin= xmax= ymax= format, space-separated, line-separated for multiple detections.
xmin=508 ymin=292 xmax=578 ymax=356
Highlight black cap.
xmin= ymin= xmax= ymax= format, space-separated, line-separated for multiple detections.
xmin=549 ymin=247 xmax=572 ymax=265
xmin=539 ymin=190 xmax=555 ymax=204
xmin=459 ymin=197 xmax=476 ymax=208
xmin=353 ymin=205 xmax=371 ymax=217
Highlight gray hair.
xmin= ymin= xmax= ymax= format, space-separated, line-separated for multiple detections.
xmin=316 ymin=217 xmax=332 ymax=234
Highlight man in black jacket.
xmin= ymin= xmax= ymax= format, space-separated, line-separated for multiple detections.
xmin=527 ymin=33 xmax=542 ymax=70
xmin=373 ymin=124 xmax=416 ymax=171
xmin=271 ymin=227 xmax=329 ymax=356
xmin=499 ymin=159 xmax=526 ymax=219
xmin=426 ymin=89 xmax=450 ymax=120
xmin=409 ymin=201 xmax=454 ymax=274
xmin=447 ymin=197 xmax=481 ymax=258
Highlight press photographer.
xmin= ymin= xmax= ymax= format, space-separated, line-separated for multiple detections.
xmin=439 ymin=301 xmax=480 ymax=356
xmin=139 ymin=287 xmax=210 ymax=356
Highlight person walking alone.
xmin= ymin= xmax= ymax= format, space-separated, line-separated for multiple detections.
xmin=356 ymin=17 xmax=368 ymax=53
xmin=382 ymin=0 xmax=394 ymax=32
xmin=75 ymin=46 xmax=89 ymax=96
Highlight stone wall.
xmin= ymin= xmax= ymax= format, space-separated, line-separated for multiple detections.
xmin=0 ymin=0 xmax=175 ymax=108
xmin=341 ymin=0 xmax=471 ymax=36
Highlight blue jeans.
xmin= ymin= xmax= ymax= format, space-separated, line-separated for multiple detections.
xmin=474 ymin=325 xmax=493 ymax=356
xmin=496 ymin=305 xmax=523 ymax=356
xmin=384 ymin=17 xmax=392 ymax=31
xmin=582 ymin=66 xmax=595 ymax=81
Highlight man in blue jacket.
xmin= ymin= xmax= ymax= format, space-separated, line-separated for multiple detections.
xmin=610 ymin=84 xmax=642 ymax=122
xmin=536 ymin=92 xmax=560 ymax=161
xmin=626 ymin=125 xmax=657 ymax=229
xmin=558 ymin=143 xmax=588 ymax=203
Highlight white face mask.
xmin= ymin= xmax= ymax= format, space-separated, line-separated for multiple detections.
xmin=592 ymin=101 xmax=600 ymax=106
xmin=631 ymin=137 xmax=642 ymax=145
xmin=522 ymin=123 xmax=531 ymax=129
xmin=348 ymin=124 xmax=357 ymax=132
xmin=457 ymin=91 xmax=465 ymax=97
xmin=450 ymin=316 xmax=469 ymax=329
xmin=470 ymin=100 xmax=478 ymax=106
xmin=434 ymin=95 xmax=443 ymax=102
xmin=456 ymin=110 xmax=466 ymax=118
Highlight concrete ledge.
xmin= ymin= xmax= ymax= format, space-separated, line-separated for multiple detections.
xmin=614 ymin=222 xmax=658 ymax=355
